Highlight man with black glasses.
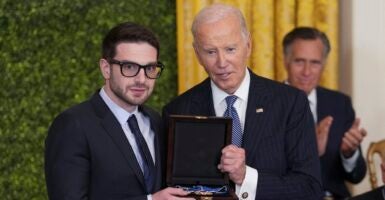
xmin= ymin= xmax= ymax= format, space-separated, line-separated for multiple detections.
xmin=45 ymin=22 xmax=192 ymax=200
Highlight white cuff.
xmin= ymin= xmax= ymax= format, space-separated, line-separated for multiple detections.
xmin=341 ymin=149 xmax=359 ymax=173
xmin=235 ymin=166 xmax=258 ymax=199
xmin=147 ymin=194 xmax=152 ymax=200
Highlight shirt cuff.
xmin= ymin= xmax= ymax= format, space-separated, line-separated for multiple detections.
xmin=147 ymin=194 xmax=152 ymax=200
xmin=341 ymin=149 xmax=359 ymax=173
xmin=235 ymin=165 xmax=258 ymax=200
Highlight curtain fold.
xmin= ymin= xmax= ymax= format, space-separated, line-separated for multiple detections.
xmin=250 ymin=0 xmax=275 ymax=80
xmin=177 ymin=0 xmax=339 ymax=93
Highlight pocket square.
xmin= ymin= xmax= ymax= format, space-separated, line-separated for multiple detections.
xmin=256 ymin=108 xmax=263 ymax=113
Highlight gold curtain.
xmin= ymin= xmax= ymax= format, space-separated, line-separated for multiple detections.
xmin=177 ymin=0 xmax=339 ymax=94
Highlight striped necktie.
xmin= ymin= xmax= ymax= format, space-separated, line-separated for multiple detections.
xmin=223 ymin=95 xmax=243 ymax=147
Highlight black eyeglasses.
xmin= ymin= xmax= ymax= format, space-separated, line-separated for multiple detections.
xmin=109 ymin=59 xmax=164 ymax=79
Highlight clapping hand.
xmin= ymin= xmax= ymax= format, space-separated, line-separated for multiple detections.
xmin=316 ymin=116 xmax=333 ymax=156
xmin=340 ymin=118 xmax=367 ymax=158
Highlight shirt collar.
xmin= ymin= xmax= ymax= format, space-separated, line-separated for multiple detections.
xmin=211 ymin=69 xmax=250 ymax=106
xmin=99 ymin=87 xmax=138 ymax=125
xmin=284 ymin=80 xmax=316 ymax=101
xmin=307 ymin=88 xmax=317 ymax=105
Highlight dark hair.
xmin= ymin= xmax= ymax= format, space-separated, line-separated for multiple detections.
xmin=282 ymin=27 xmax=330 ymax=58
xmin=102 ymin=22 xmax=160 ymax=61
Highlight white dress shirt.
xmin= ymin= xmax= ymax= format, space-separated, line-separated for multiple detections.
xmin=307 ymin=89 xmax=318 ymax=124
xmin=211 ymin=70 xmax=258 ymax=200
xmin=99 ymin=88 xmax=155 ymax=199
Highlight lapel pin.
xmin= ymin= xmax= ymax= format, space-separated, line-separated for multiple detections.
xmin=256 ymin=108 xmax=264 ymax=113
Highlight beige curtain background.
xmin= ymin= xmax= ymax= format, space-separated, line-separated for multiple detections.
xmin=177 ymin=0 xmax=339 ymax=94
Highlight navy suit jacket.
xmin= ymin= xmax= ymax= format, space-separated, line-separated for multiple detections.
xmin=316 ymin=87 xmax=366 ymax=198
xmin=162 ymin=71 xmax=323 ymax=199
xmin=45 ymin=92 xmax=163 ymax=200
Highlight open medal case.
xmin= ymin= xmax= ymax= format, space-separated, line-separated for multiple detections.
xmin=167 ymin=115 xmax=238 ymax=200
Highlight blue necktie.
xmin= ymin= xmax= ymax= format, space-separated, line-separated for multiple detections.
xmin=127 ymin=114 xmax=155 ymax=193
xmin=223 ymin=95 xmax=243 ymax=147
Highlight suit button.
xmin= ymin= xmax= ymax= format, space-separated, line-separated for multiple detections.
xmin=242 ymin=192 xmax=248 ymax=199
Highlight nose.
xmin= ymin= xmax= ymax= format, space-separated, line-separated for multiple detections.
xmin=217 ymin=51 xmax=227 ymax=68
xmin=134 ymin=68 xmax=146 ymax=83
xmin=302 ymin=63 xmax=311 ymax=76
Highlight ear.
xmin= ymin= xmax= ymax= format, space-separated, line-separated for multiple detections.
xmin=283 ymin=53 xmax=292 ymax=70
xmin=192 ymin=41 xmax=198 ymax=56
xmin=99 ymin=59 xmax=111 ymax=79
xmin=192 ymin=42 xmax=204 ymax=66
xmin=246 ymin=34 xmax=252 ymax=57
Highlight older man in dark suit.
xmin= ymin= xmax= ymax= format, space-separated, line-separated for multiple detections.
xmin=45 ymin=22 xmax=191 ymax=200
xmin=283 ymin=27 xmax=367 ymax=199
xmin=163 ymin=4 xmax=322 ymax=200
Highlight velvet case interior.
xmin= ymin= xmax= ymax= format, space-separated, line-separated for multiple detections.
xmin=167 ymin=115 xmax=238 ymax=199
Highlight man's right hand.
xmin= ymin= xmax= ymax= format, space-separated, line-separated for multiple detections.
xmin=316 ymin=116 xmax=333 ymax=156
xmin=340 ymin=118 xmax=367 ymax=158
xmin=218 ymin=144 xmax=246 ymax=185
xmin=152 ymin=187 xmax=194 ymax=200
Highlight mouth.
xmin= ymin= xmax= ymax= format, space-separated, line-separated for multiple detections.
xmin=216 ymin=72 xmax=231 ymax=80
xmin=298 ymin=79 xmax=314 ymax=85
xmin=130 ymin=87 xmax=147 ymax=96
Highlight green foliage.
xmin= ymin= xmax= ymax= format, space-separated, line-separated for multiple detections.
xmin=0 ymin=0 xmax=176 ymax=199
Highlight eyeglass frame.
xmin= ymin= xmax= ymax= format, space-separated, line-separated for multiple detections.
xmin=109 ymin=59 xmax=164 ymax=79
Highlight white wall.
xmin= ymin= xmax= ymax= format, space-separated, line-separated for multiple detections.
xmin=340 ymin=0 xmax=385 ymax=195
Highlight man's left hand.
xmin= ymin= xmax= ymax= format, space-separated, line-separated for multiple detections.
xmin=340 ymin=118 xmax=367 ymax=158
xmin=218 ymin=145 xmax=246 ymax=185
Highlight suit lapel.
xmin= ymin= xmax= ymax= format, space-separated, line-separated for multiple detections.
xmin=195 ymin=75 xmax=271 ymax=148
xmin=316 ymin=87 xmax=328 ymax=123
xmin=90 ymin=92 xmax=146 ymax=189
xmin=139 ymin=106 xmax=162 ymax=191
xmin=243 ymin=73 xmax=271 ymax=150
xmin=191 ymin=79 xmax=216 ymax=116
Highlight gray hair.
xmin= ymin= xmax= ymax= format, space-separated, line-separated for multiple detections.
xmin=191 ymin=3 xmax=249 ymax=40
xmin=282 ymin=27 xmax=331 ymax=58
